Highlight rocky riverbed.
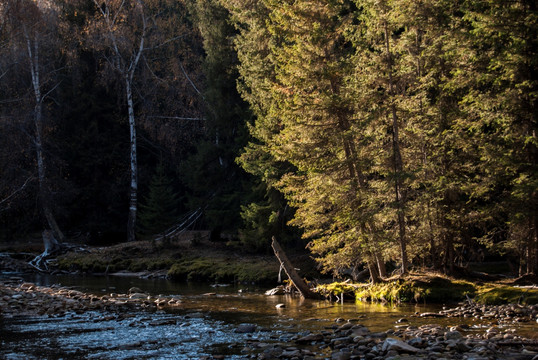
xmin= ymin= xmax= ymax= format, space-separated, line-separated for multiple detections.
xmin=242 ymin=318 xmax=538 ymax=360
xmin=1 ymin=278 xmax=538 ymax=360
xmin=0 ymin=278 xmax=181 ymax=317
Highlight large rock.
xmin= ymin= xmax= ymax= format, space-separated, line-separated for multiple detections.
xmin=129 ymin=293 xmax=148 ymax=300
xmin=295 ymin=334 xmax=324 ymax=343
xmin=265 ymin=286 xmax=285 ymax=296
xmin=235 ymin=324 xmax=257 ymax=333
xmin=351 ymin=326 xmax=370 ymax=336
xmin=381 ymin=338 xmax=420 ymax=354
xmin=419 ymin=312 xmax=445 ymax=318
xmin=444 ymin=330 xmax=463 ymax=341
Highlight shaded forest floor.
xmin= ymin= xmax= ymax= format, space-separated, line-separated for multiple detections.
xmin=1 ymin=232 xmax=537 ymax=305
xmin=0 ymin=231 xmax=318 ymax=286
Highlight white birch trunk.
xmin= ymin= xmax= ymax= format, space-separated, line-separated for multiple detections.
xmin=126 ymin=77 xmax=138 ymax=242
xmin=92 ymin=0 xmax=146 ymax=242
xmin=25 ymin=28 xmax=64 ymax=242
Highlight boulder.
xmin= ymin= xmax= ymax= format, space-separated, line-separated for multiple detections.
xmin=129 ymin=293 xmax=148 ymax=300
xmin=128 ymin=287 xmax=143 ymax=294
xmin=407 ymin=337 xmax=424 ymax=348
xmin=351 ymin=326 xmax=370 ymax=336
xmin=419 ymin=312 xmax=445 ymax=318
xmin=444 ymin=330 xmax=463 ymax=341
xmin=235 ymin=324 xmax=257 ymax=333
xmin=295 ymin=333 xmax=324 ymax=343
xmin=281 ymin=349 xmax=301 ymax=357
xmin=381 ymin=338 xmax=420 ymax=354
xmin=265 ymin=286 xmax=285 ymax=296
xmin=331 ymin=351 xmax=351 ymax=360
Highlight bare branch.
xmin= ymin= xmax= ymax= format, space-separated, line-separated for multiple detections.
xmin=0 ymin=176 xmax=35 ymax=209
xmin=40 ymin=80 xmax=61 ymax=102
xmin=179 ymin=62 xmax=201 ymax=95
xmin=143 ymin=35 xmax=186 ymax=51
xmin=146 ymin=115 xmax=205 ymax=121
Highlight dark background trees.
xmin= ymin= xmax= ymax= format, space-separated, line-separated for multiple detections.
xmin=0 ymin=0 xmax=536 ymax=277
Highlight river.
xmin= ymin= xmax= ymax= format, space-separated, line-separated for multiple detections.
xmin=0 ymin=274 xmax=534 ymax=359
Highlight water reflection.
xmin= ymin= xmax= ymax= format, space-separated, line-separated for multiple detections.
xmin=1 ymin=274 xmax=536 ymax=359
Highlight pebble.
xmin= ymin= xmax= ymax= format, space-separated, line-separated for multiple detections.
xmin=0 ymin=280 xmax=185 ymax=317
xmin=3 ymin=280 xmax=538 ymax=360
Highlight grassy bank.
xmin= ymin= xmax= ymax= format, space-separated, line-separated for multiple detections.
xmin=6 ymin=234 xmax=537 ymax=305
xmin=316 ymin=273 xmax=538 ymax=305
xmin=54 ymin=235 xmax=283 ymax=285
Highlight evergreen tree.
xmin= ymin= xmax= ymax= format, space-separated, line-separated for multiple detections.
xmin=138 ymin=163 xmax=180 ymax=235
xmin=182 ymin=0 xmax=251 ymax=235
xmin=224 ymin=0 xmax=299 ymax=250
xmin=458 ymin=0 xmax=538 ymax=275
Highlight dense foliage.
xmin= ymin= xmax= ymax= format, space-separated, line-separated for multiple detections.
xmin=0 ymin=0 xmax=536 ymax=278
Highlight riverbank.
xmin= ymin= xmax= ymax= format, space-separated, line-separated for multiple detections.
xmin=4 ymin=234 xmax=317 ymax=285
xmin=316 ymin=273 xmax=538 ymax=306
xmin=0 ymin=277 xmax=182 ymax=318
xmin=1 ymin=278 xmax=537 ymax=359
xmin=2 ymin=234 xmax=538 ymax=306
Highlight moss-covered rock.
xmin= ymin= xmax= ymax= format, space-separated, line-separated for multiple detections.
xmin=318 ymin=276 xmax=477 ymax=304
xmin=317 ymin=274 xmax=538 ymax=305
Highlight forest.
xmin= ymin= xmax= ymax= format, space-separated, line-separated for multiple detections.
xmin=0 ymin=0 xmax=536 ymax=282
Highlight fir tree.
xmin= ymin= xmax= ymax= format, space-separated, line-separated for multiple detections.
xmin=138 ymin=164 xmax=180 ymax=236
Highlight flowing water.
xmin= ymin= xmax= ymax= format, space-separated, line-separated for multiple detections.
xmin=0 ymin=274 xmax=535 ymax=359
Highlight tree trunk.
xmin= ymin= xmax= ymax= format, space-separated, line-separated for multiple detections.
xmin=41 ymin=229 xmax=61 ymax=254
xmin=375 ymin=251 xmax=387 ymax=278
xmin=367 ymin=258 xmax=381 ymax=284
xmin=443 ymin=232 xmax=455 ymax=275
xmin=91 ymin=0 xmax=146 ymax=243
xmin=29 ymin=230 xmax=62 ymax=272
xmin=383 ymin=20 xmax=408 ymax=274
xmin=26 ymin=29 xmax=64 ymax=242
xmin=533 ymin=215 xmax=538 ymax=274
xmin=126 ymin=77 xmax=138 ymax=242
xmin=271 ymin=236 xmax=319 ymax=299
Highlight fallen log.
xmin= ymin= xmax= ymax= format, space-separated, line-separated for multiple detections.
xmin=271 ymin=236 xmax=319 ymax=299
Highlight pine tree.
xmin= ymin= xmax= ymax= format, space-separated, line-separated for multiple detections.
xmin=182 ymin=0 xmax=252 ymax=234
xmin=138 ymin=163 xmax=180 ymax=236
xmin=458 ymin=0 xmax=538 ymax=275
xmin=223 ymin=0 xmax=299 ymax=250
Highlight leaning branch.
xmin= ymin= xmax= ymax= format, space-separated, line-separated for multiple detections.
xmin=271 ymin=236 xmax=319 ymax=299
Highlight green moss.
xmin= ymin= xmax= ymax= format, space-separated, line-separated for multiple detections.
xmin=476 ymin=285 xmax=538 ymax=305
xmin=57 ymin=254 xmax=108 ymax=273
xmin=167 ymin=257 xmax=278 ymax=284
xmin=57 ymin=253 xmax=174 ymax=274
xmin=320 ymin=276 xmax=538 ymax=305
xmin=410 ymin=278 xmax=476 ymax=303
xmin=316 ymin=282 xmax=358 ymax=300
xmin=319 ymin=276 xmax=477 ymax=304
xmin=353 ymin=280 xmax=425 ymax=304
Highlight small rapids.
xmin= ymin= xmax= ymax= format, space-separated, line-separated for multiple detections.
xmin=1 ymin=274 xmax=536 ymax=359
xmin=1 ymin=310 xmax=262 ymax=359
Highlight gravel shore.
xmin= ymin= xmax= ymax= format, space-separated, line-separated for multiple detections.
xmin=2 ymin=278 xmax=537 ymax=360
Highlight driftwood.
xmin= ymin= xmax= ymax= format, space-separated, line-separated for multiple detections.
xmin=271 ymin=236 xmax=319 ymax=299
xmin=29 ymin=230 xmax=62 ymax=272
